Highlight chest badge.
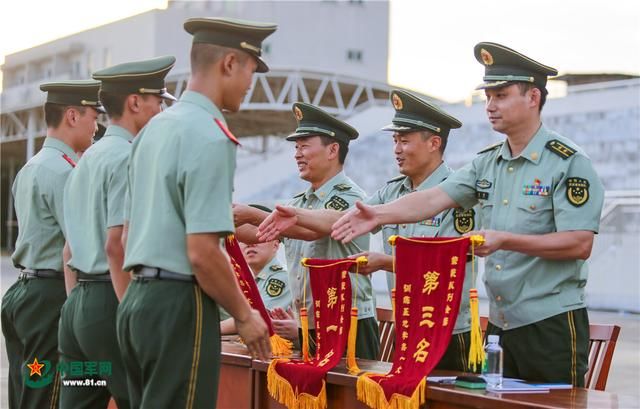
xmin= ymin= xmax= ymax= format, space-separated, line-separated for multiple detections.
xmin=325 ymin=195 xmax=349 ymax=211
xmin=566 ymin=177 xmax=590 ymax=207
xmin=266 ymin=278 xmax=285 ymax=297
xmin=453 ymin=208 xmax=475 ymax=234
xmin=522 ymin=178 xmax=551 ymax=196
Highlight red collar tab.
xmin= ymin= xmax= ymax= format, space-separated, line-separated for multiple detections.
xmin=214 ymin=118 xmax=241 ymax=146
xmin=62 ymin=154 xmax=76 ymax=168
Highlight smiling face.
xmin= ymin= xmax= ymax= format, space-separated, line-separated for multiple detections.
xmin=293 ymin=135 xmax=337 ymax=183
xmin=392 ymin=131 xmax=441 ymax=178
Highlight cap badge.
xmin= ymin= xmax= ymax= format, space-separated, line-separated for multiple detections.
xmin=294 ymin=106 xmax=304 ymax=121
xmin=480 ymin=48 xmax=494 ymax=66
xmin=392 ymin=93 xmax=403 ymax=110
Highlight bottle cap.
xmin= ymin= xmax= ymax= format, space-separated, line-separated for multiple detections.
xmin=488 ymin=334 xmax=500 ymax=344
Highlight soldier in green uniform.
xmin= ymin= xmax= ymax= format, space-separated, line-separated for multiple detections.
xmin=116 ymin=17 xmax=276 ymax=408
xmin=220 ymin=208 xmax=291 ymax=334
xmin=331 ymin=42 xmax=605 ymax=386
xmin=233 ymin=103 xmax=379 ymax=360
xmin=1 ymin=80 xmax=102 ymax=409
xmin=59 ymin=56 xmax=176 ymax=409
xmin=258 ymin=91 xmax=477 ymax=370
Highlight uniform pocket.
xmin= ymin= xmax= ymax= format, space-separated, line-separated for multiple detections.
xmin=515 ymin=198 xmax=554 ymax=234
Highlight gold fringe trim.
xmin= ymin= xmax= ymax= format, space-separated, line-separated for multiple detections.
xmin=267 ymin=358 xmax=327 ymax=409
xmin=467 ymin=288 xmax=484 ymax=372
xmin=357 ymin=373 xmax=426 ymax=409
xmin=347 ymin=308 xmax=360 ymax=374
xmin=271 ymin=334 xmax=294 ymax=356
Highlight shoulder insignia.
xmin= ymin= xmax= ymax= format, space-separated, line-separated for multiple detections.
xmin=269 ymin=264 xmax=284 ymax=272
xmin=386 ymin=175 xmax=405 ymax=184
xmin=477 ymin=141 xmax=503 ymax=154
xmin=266 ymin=278 xmax=285 ymax=297
xmin=546 ymin=139 xmax=576 ymax=160
xmin=566 ymin=177 xmax=590 ymax=207
xmin=293 ymin=191 xmax=305 ymax=199
xmin=325 ymin=195 xmax=349 ymax=211
xmin=453 ymin=208 xmax=475 ymax=234
xmin=334 ymin=183 xmax=352 ymax=192
xmin=214 ymin=118 xmax=241 ymax=146
xmin=62 ymin=154 xmax=76 ymax=168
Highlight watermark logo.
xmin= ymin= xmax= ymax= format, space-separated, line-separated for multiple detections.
xmin=24 ymin=358 xmax=54 ymax=389
xmin=24 ymin=358 xmax=112 ymax=389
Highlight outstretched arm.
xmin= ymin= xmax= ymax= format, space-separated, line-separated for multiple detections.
xmin=332 ymin=186 xmax=457 ymax=243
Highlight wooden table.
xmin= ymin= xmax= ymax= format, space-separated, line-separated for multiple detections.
xmin=220 ymin=342 xmax=639 ymax=409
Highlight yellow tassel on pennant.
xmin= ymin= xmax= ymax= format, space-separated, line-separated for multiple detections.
xmin=300 ymin=307 xmax=310 ymax=362
xmin=270 ymin=334 xmax=293 ymax=356
xmin=297 ymin=383 xmax=327 ymax=409
xmin=467 ymin=234 xmax=486 ymax=372
xmin=347 ymin=307 xmax=360 ymax=374
xmin=468 ymin=288 xmax=484 ymax=372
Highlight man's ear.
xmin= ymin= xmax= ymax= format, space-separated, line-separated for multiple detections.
xmin=529 ymin=87 xmax=541 ymax=109
xmin=221 ymin=51 xmax=237 ymax=76
xmin=65 ymin=107 xmax=79 ymax=127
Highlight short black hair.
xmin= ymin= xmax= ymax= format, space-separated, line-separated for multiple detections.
xmin=319 ymin=135 xmax=348 ymax=164
xmin=516 ymin=82 xmax=547 ymax=112
xmin=190 ymin=43 xmax=250 ymax=74
xmin=418 ymin=131 xmax=447 ymax=155
xmin=98 ymin=90 xmax=128 ymax=119
xmin=43 ymin=102 xmax=86 ymax=128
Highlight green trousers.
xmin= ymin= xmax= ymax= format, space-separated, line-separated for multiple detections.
xmin=435 ymin=331 xmax=475 ymax=373
xmin=1 ymin=276 xmax=66 ymax=409
xmin=116 ymin=279 xmax=221 ymax=409
xmin=299 ymin=316 xmax=380 ymax=360
xmin=58 ymin=281 xmax=130 ymax=409
xmin=486 ymin=308 xmax=589 ymax=386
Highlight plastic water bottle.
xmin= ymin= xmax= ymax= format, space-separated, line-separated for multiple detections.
xmin=482 ymin=335 xmax=503 ymax=388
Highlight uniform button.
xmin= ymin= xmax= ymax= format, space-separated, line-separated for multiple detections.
xmin=529 ymin=204 xmax=536 ymax=210
xmin=496 ymin=295 xmax=502 ymax=301
xmin=502 ymin=199 xmax=509 ymax=205
xmin=308 ymin=205 xmax=313 ymax=209
xmin=296 ymin=275 xmax=301 ymax=280
xmin=319 ymin=192 xmax=325 ymax=198
xmin=495 ymin=264 xmax=502 ymax=271
xmin=507 ymin=167 xmax=514 ymax=172
xmin=503 ymin=322 xmax=509 ymax=329
xmin=401 ymin=224 xmax=406 ymax=228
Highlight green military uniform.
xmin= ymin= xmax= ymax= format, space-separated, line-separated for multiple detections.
xmin=367 ymin=90 xmax=476 ymax=371
xmin=116 ymin=18 xmax=276 ymax=409
xmin=439 ymin=43 xmax=605 ymax=385
xmin=59 ymin=56 xmax=175 ymax=409
xmin=219 ymin=257 xmax=292 ymax=321
xmin=1 ymin=80 xmax=102 ymax=409
xmin=284 ymin=103 xmax=379 ymax=360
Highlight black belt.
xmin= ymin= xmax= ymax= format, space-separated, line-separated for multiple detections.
xmin=77 ymin=272 xmax=111 ymax=283
xmin=133 ymin=267 xmax=196 ymax=283
xmin=19 ymin=269 xmax=64 ymax=280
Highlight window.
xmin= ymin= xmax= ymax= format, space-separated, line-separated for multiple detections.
xmin=347 ymin=49 xmax=363 ymax=62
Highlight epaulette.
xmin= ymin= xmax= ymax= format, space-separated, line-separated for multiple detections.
xmin=545 ymin=139 xmax=576 ymax=160
xmin=477 ymin=141 xmax=503 ymax=154
xmin=334 ymin=183 xmax=352 ymax=192
xmin=386 ymin=175 xmax=405 ymax=184
xmin=269 ymin=264 xmax=284 ymax=272
xmin=293 ymin=191 xmax=305 ymax=198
